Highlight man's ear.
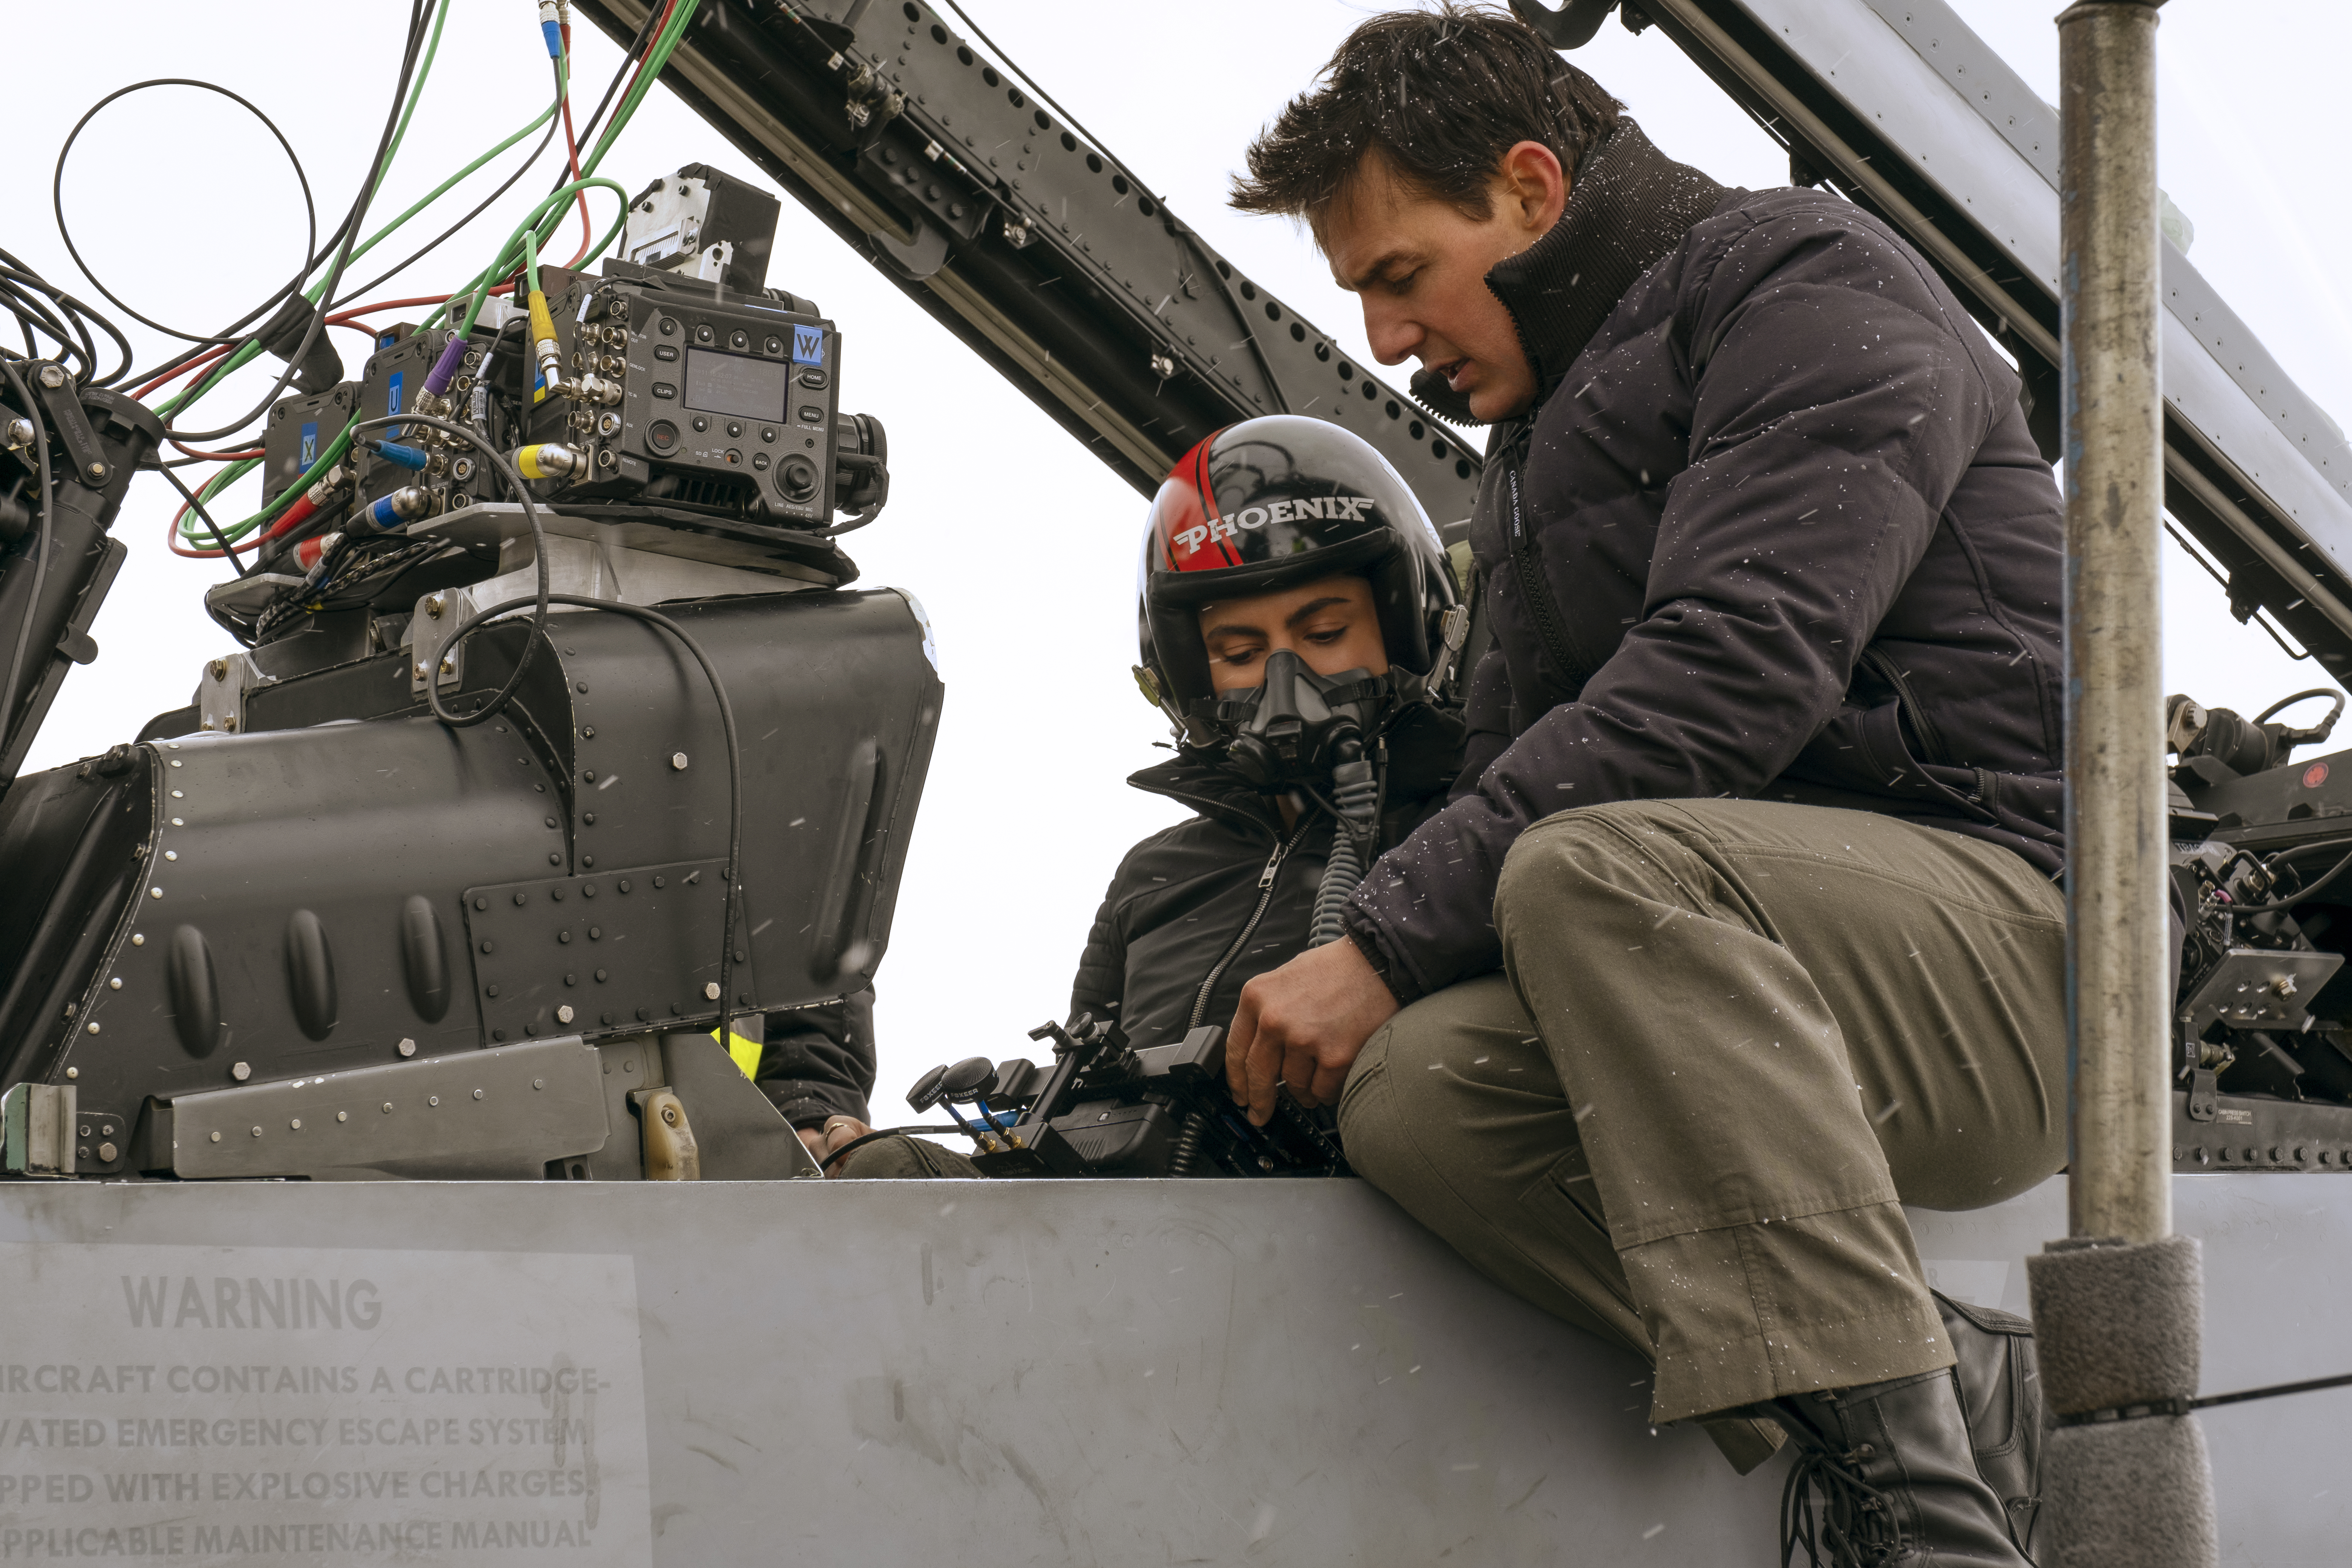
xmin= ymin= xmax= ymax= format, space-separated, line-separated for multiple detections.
xmin=1497 ymin=140 xmax=1569 ymax=238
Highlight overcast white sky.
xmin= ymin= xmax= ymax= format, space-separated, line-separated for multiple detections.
xmin=10 ymin=1 xmax=2349 ymax=1121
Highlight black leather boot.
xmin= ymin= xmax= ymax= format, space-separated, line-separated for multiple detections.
xmin=1932 ymin=1291 xmax=2042 ymax=1556
xmin=1763 ymin=1360 xmax=2033 ymax=1567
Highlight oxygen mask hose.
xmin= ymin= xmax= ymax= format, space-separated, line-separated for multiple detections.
xmin=1308 ymin=746 xmax=1381 ymax=948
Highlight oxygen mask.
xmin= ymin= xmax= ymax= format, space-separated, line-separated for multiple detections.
xmin=1210 ymin=650 xmax=1388 ymax=789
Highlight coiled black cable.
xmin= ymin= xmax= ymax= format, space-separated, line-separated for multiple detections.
xmin=52 ymin=79 xmax=319 ymax=348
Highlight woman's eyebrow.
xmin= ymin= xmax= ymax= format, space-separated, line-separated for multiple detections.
xmin=1284 ymin=596 xmax=1351 ymax=628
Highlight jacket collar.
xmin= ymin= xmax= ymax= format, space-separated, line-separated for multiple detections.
xmin=1411 ymin=119 xmax=1732 ymax=424
xmin=1128 ymin=755 xmax=1287 ymax=838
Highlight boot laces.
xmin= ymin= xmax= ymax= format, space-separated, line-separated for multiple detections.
xmin=1780 ymin=1442 xmax=1905 ymax=1567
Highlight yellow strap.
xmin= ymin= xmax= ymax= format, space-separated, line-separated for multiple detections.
xmin=715 ymin=1028 xmax=763 ymax=1081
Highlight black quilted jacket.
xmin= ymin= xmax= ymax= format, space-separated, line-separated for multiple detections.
xmin=1346 ymin=122 xmax=2067 ymax=1004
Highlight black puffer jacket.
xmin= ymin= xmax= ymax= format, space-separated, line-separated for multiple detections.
xmin=1071 ymin=719 xmax=1456 ymax=1045
xmin=1348 ymin=122 xmax=2067 ymax=1004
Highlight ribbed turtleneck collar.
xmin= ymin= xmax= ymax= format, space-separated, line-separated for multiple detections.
xmin=1409 ymin=120 xmax=1732 ymax=425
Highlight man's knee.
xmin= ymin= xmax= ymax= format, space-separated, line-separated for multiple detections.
xmin=1494 ymin=800 xmax=1691 ymax=934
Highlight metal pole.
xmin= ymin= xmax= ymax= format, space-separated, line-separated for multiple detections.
xmin=2060 ymin=0 xmax=2168 ymax=1247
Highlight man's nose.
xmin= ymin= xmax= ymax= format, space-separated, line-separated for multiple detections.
xmin=1361 ymin=299 xmax=1423 ymax=368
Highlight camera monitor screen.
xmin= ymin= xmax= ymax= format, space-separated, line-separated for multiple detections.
xmin=683 ymin=348 xmax=791 ymax=421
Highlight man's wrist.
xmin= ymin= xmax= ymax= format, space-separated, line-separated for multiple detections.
xmin=1344 ymin=922 xmax=1412 ymax=1007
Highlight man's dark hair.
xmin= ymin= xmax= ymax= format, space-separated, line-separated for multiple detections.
xmin=1230 ymin=3 xmax=1622 ymax=225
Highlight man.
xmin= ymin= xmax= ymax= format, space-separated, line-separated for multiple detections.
xmin=1223 ymin=7 xmax=2064 ymax=1562
xmin=814 ymin=417 xmax=1468 ymax=1179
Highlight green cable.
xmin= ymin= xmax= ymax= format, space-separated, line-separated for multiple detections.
xmin=436 ymin=0 xmax=703 ymax=336
xmin=583 ymin=0 xmax=703 ymax=177
xmin=438 ymin=176 xmax=630 ymax=336
xmin=522 ymin=223 xmax=542 ymax=297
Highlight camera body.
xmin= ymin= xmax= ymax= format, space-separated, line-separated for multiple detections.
xmin=524 ymin=270 xmax=851 ymax=528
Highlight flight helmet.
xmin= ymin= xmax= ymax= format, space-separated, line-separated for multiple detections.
xmin=1135 ymin=416 xmax=1458 ymax=730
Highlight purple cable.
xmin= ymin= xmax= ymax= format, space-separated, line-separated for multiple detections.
xmin=421 ymin=334 xmax=471 ymax=399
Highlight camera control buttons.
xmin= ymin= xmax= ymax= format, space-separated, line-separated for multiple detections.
xmin=797 ymin=368 xmax=829 ymax=390
xmin=648 ymin=421 xmax=678 ymax=452
xmin=650 ymin=382 xmax=676 ymax=399
xmin=726 ymin=421 xmax=743 ymax=438
xmin=691 ymin=416 xmax=709 ymax=433
xmin=693 ymin=323 xmax=715 ymax=345
xmin=760 ymin=427 xmax=777 ymax=444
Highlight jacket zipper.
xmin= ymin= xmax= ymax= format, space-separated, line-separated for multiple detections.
xmin=1504 ymin=450 xmax=1587 ymax=691
xmin=1187 ymin=824 xmax=1304 ymax=1032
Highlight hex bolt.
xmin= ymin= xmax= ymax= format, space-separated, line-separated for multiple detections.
xmin=472 ymin=1089 xmax=484 ymax=1100
xmin=86 ymin=1022 xmax=100 ymax=1036
xmin=63 ymin=1067 xmax=77 ymax=1080
xmin=557 ymin=1005 xmax=576 ymax=1024
xmin=208 ymin=659 xmax=228 ymax=681
xmin=382 ymin=1102 xmax=394 ymax=1114
xmin=250 ymin=1126 xmax=262 ymax=1138
xmin=37 ymin=365 xmax=66 ymax=389
xmin=232 ymin=1061 xmax=250 ymax=1081
xmin=337 ymin=1111 xmax=348 ymax=1122
xmin=672 ymin=753 xmax=689 ymax=770
xmin=704 ymin=982 xmax=721 ymax=1000
xmin=290 ymin=1119 xmax=302 ymax=1131
xmin=398 ymin=1038 xmax=417 ymax=1058
xmin=210 ymin=1131 xmax=221 ymax=1143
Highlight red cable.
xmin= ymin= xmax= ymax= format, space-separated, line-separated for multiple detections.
xmin=613 ymin=0 xmax=680 ymax=144
xmin=560 ymin=23 xmax=594 ymax=267
xmin=134 ymin=343 xmax=234 ymax=401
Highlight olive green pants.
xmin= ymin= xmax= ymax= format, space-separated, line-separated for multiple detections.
xmin=1336 ymin=799 xmax=2066 ymax=1449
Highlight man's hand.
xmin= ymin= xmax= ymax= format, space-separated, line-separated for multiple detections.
xmin=1227 ymin=936 xmax=1400 ymax=1124
xmin=798 ymin=1116 xmax=873 ymax=1175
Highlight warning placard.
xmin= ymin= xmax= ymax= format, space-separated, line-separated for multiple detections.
xmin=0 ymin=1243 xmax=649 ymax=1564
